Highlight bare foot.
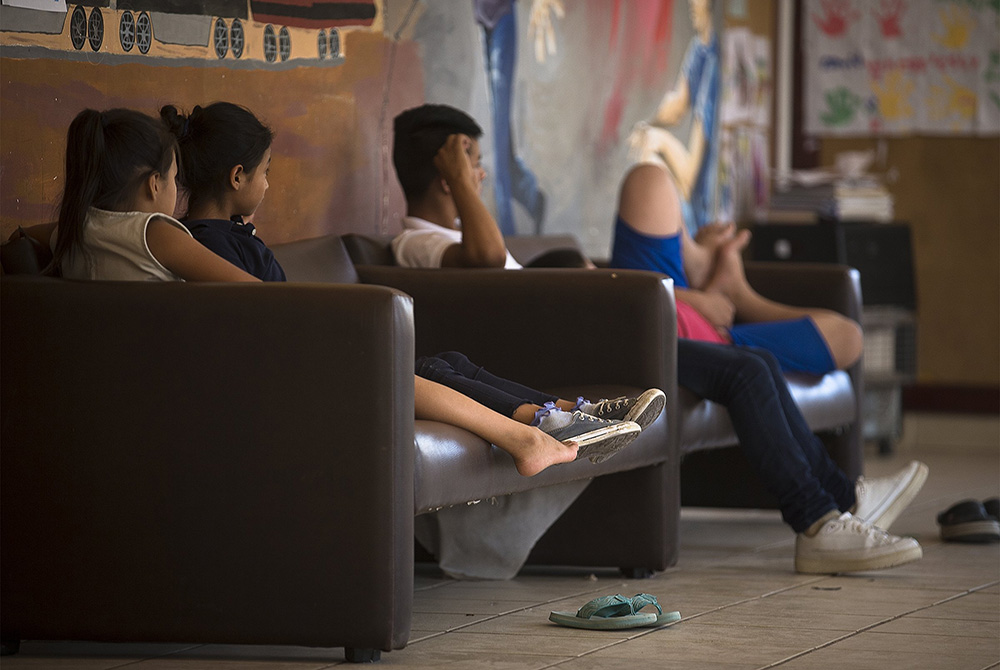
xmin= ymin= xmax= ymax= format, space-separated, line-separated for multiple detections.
xmin=505 ymin=427 xmax=579 ymax=477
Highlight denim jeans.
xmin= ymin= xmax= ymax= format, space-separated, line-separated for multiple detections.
xmin=415 ymin=350 xmax=559 ymax=417
xmin=677 ymin=340 xmax=856 ymax=532
xmin=483 ymin=8 xmax=543 ymax=235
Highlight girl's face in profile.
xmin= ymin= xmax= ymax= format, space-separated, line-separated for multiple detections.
xmin=151 ymin=153 xmax=179 ymax=215
xmin=237 ymin=147 xmax=271 ymax=217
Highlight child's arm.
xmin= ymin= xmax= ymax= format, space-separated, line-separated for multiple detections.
xmin=653 ymin=72 xmax=690 ymax=126
xmin=146 ymin=218 xmax=260 ymax=282
xmin=435 ymin=134 xmax=507 ymax=268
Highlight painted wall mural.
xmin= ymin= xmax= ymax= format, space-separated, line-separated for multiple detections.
xmin=804 ymin=0 xmax=1000 ymax=136
xmin=0 ymin=0 xmax=414 ymax=245
xmin=2 ymin=0 xmax=375 ymax=62
xmin=397 ymin=0 xmax=728 ymax=252
xmin=1 ymin=0 xmax=757 ymax=257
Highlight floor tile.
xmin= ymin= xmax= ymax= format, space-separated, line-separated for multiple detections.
xmin=6 ymin=446 xmax=998 ymax=670
xmin=0 ymin=642 xmax=200 ymax=670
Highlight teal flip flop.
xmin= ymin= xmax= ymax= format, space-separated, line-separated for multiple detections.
xmin=629 ymin=593 xmax=681 ymax=626
xmin=549 ymin=593 xmax=679 ymax=631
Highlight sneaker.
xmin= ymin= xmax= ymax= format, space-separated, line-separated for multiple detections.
xmin=795 ymin=512 xmax=923 ymax=574
xmin=584 ymin=389 xmax=666 ymax=430
xmin=853 ymin=460 xmax=929 ymax=530
xmin=541 ymin=410 xmax=642 ymax=464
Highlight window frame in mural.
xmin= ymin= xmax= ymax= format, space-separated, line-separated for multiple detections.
xmin=0 ymin=0 xmax=375 ymax=63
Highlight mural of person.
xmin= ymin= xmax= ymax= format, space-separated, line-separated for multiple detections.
xmin=629 ymin=0 xmax=719 ymax=237
xmin=474 ymin=0 xmax=561 ymax=235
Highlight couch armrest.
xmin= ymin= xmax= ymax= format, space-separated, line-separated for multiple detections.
xmin=744 ymin=261 xmax=863 ymax=322
xmin=355 ymin=266 xmax=676 ymax=396
xmin=1 ymin=278 xmax=415 ymax=651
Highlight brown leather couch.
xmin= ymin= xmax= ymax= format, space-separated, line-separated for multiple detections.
xmin=1 ymin=230 xmax=860 ymax=662
xmin=341 ymin=233 xmax=863 ymax=511
xmin=0 ymin=233 xmax=677 ymax=662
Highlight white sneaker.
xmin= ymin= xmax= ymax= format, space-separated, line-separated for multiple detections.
xmin=795 ymin=512 xmax=923 ymax=574
xmin=853 ymin=460 xmax=929 ymax=530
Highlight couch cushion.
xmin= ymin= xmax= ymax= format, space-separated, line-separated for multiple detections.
xmin=678 ymin=370 xmax=856 ymax=455
xmin=271 ymin=234 xmax=359 ymax=284
xmin=413 ymin=384 xmax=671 ymax=513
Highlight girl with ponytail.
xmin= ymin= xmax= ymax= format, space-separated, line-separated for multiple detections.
xmin=50 ymin=107 xmax=256 ymax=282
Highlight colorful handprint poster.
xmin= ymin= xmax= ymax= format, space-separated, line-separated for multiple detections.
xmin=804 ymin=0 xmax=1000 ymax=136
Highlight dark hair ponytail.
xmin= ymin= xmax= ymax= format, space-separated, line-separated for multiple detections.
xmin=161 ymin=102 xmax=273 ymax=216
xmin=49 ymin=108 xmax=177 ymax=275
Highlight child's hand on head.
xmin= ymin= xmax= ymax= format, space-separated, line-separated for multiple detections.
xmin=433 ymin=134 xmax=475 ymax=187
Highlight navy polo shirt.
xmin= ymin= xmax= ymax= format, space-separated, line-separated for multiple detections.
xmin=184 ymin=218 xmax=287 ymax=282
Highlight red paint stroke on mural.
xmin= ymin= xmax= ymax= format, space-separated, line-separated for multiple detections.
xmin=867 ymin=55 xmax=927 ymax=80
xmin=600 ymin=0 xmax=674 ymax=148
xmin=873 ymin=0 xmax=906 ymax=39
xmin=928 ymin=52 xmax=980 ymax=72
xmin=812 ymin=0 xmax=860 ymax=37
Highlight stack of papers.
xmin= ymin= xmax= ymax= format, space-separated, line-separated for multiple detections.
xmin=822 ymin=180 xmax=895 ymax=223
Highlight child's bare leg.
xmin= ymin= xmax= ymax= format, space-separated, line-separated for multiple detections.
xmin=617 ymin=163 xmax=714 ymax=288
xmin=511 ymin=399 xmax=578 ymax=425
xmin=414 ymin=376 xmax=578 ymax=477
xmin=701 ymin=228 xmax=753 ymax=299
xmin=704 ymin=240 xmax=863 ymax=370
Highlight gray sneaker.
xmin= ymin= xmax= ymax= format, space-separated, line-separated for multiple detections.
xmin=542 ymin=411 xmax=642 ymax=464
xmin=586 ymin=389 xmax=666 ymax=430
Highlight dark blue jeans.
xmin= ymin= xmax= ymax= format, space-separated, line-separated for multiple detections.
xmin=677 ymin=340 xmax=856 ymax=532
xmin=483 ymin=8 xmax=543 ymax=235
xmin=415 ymin=351 xmax=559 ymax=417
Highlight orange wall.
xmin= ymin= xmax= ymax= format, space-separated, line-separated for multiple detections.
xmin=0 ymin=29 xmax=422 ymax=246
xmin=821 ymin=136 xmax=1000 ymax=387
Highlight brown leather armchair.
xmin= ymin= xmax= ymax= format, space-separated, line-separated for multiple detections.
xmin=1 ymin=233 xmax=679 ymax=661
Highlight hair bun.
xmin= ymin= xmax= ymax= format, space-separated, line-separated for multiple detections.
xmin=159 ymin=105 xmax=189 ymax=139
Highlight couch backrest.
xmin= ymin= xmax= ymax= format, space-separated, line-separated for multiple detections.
xmin=271 ymin=234 xmax=360 ymax=284
xmin=341 ymin=233 xmax=397 ymax=267
xmin=1 ymin=227 xmax=52 ymax=275
xmin=340 ymin=232 xmax=593 ymax=269
xmin=504 ymin=234 xmax=588 ymax=267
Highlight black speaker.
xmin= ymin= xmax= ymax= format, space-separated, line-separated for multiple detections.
xmin=751 ymin=221 xmax=916 ymax=309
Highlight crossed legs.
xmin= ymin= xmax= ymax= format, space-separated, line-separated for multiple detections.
xmin=617 ymin=163 xmax=863 ymax=370
xmin=414 ymin=375 xmax=578 ymax=477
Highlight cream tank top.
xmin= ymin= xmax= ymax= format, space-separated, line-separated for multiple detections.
xmin=54 ymin=208 xmax=193 ymax=281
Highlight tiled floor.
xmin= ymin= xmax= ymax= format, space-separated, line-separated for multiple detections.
xmin=4 ymin=446 xmax=998 ymax=670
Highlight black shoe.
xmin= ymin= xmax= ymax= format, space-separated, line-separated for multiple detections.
xmin=937 ymin=500 xmax=1000 ymax=543
xmin=983 ymin=497 xmax=999 ymax=521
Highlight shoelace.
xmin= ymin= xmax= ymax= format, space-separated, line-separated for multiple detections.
xmin=828 ymin=514 xmax=894 ymax=545
xmin=595 ymin=397 xmax=629 ymax=414
xmin=572 ymin=410 xmax=609 ymax=423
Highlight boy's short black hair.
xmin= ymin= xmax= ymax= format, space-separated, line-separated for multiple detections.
xmin=392 ymin=104 xmax=482 ymax=202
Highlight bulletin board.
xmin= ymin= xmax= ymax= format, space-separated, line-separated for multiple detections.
xmin=804 ymin=0 xmax=1000 ymax=136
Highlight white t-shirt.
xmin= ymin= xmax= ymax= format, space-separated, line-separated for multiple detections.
xmin=54 ymin=208 xmax=193 ymax=281
xmin=391 ymin=216 xmax=522 ymax=269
